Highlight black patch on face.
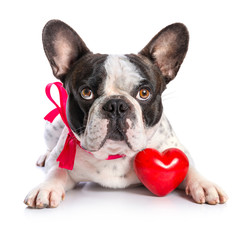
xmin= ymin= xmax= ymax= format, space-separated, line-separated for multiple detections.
xmin=125 ymin=54 xmax=166 ymax=127
xmin=64 ymin=53 xmax=108 ymax=135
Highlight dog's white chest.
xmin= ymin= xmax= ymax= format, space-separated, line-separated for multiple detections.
xmin=68 ymin=148 xmax=140 ymax=188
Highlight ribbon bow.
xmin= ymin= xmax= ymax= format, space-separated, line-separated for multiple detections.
xmin=44 ymin=82 xmax=79 ymax=170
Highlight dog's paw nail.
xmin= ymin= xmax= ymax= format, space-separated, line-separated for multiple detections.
xmin=50 ymin=201 xmax=57 ymax=208
xmin=196 ymin=196 xmax=205 ymax=204
xmin=209 ymin=197 xmax=220 ymax=205
xmin=220 ymin=196 xmax=228 ymax=204
xmin=50 ymin=197 xmax=60 ymax=208
xmin=36 ymin=201 xmax=47 ymax=209
xmin=208 ymin=200 xmax=218 ymax=205
xmin=24 ymin=195 xmax=34 ymax=207
xmin=23 ymin=198 xmax=28 ymax=205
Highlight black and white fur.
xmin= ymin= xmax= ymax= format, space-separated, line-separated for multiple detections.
xmin=25 ymin=20 xmax=228 ymax=208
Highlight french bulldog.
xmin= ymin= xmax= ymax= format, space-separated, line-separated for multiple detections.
xmin=24 ymin=20 xmax=228 ymax=208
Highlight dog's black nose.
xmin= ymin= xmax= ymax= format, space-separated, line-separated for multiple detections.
xmin=102 ymin=99 xmax=129 ymax=118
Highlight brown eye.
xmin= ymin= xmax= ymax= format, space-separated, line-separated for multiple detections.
xmin=80 ymin=88 xmax=93 ymax=100
xmin=137 ymin=88 xmax=151 ymax=100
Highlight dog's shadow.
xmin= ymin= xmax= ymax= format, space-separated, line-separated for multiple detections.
xmin=74 ymin=182 xmax=154 ymax=196
xmin=73 ymin=182 xmax=193 ymax=202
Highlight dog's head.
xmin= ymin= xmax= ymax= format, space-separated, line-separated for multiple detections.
xmin=42 ymin=20 xmax=189 ymax=159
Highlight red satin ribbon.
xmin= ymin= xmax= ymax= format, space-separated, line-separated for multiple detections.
xmin=44 ymin=82 xmax=125 ymax=170
xmin=44 ymin=82 xmax=79 ymax=170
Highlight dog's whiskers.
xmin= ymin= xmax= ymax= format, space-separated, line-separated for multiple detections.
xmin=162 ymin=91 xmax=176 ymax=102
xmin=74 ymin=125 xmax=87 ymax=133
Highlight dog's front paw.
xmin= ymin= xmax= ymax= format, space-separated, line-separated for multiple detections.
xmin=24 ymin=183 xmax=65 ymax=208
xmin=185 ymin=177 xmax=228 ymax=205
xmin=36 ymin=150 xmax=51 ymax=167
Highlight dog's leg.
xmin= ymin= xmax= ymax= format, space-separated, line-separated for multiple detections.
xmin=24 ymin=166 xmax=75 ymax=208
xmin=36 ymin=149 xmax=51 ymax=167
xmin=158 ymin=114 xmax=228 ymax=204
xmin=177 ymin=147 xmax=228 ymax=205
xmin=25 ymin=127 xmax=76 ymax=208
xmin=179 ymin=167 xmax=228 ymax=204
xmin=36 ymin=116 xmax=65 ymax=167
xmin=175 ymin=144 xmax=228 ymax=204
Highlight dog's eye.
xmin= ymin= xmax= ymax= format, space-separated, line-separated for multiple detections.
xmin=136 ymin=88 xmax=151 ymax=100
xmin=80 ymin=88 xmax=93 ymax=100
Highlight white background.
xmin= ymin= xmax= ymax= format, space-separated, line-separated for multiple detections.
xmin=1 ymin=0 xmax=239 ymax=239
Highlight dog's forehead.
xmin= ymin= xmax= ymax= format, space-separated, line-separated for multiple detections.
xmin=69 ymin=53 xmax=160 ymax=97
xmin=103 ymin=55 xmax=144 ymax=95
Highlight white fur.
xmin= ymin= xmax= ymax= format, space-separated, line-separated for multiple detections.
xmin=103 ymin=55 xmax=143 ymax=95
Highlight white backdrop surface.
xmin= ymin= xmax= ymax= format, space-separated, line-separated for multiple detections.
xmin=0 ymin=0 xmax=239 ymax=239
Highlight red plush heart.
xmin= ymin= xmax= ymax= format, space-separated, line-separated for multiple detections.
xmin=134 ymin=148 xmax=189 ymax=197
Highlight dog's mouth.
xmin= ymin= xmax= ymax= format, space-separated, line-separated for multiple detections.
xmin=108 ymin=127 xmax=125 ymax=141
xmin=97 ymin=125 xmax=132 ymax=151
xmin=105 ymin=119 xmax=132 ymax=145
xmin=80 ymin=130 xmax=133 ymax=159
xmin=80 ymin=122 xmax=132 ymax=153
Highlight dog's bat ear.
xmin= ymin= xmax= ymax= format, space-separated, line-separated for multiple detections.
xmin=139 ymin=23 xmax=189 ymax=83
xmin=42 ymin=20 xmax=91 ymax=81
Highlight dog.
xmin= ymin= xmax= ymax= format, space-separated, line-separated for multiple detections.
xmin=24 ymin=20 xmax=228 ymax=208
